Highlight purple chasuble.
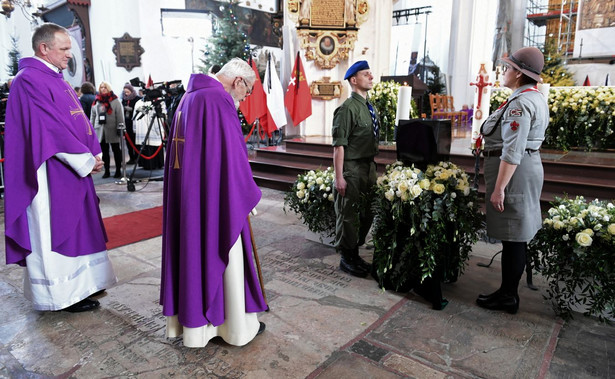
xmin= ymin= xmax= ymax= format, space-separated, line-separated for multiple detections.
xmin=160 ymin=73 xmax=267 ymax=328
xmin=4 ymin=58 xmax=107 ymax=266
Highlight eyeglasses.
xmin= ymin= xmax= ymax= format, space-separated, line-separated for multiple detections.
xmin=240 ymin=78 xmax=253 ymax=95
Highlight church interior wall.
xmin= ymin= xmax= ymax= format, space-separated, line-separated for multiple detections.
xmin=88 ymin=0 xmax=193 ymax=92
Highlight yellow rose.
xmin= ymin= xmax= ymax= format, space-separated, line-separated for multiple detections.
xmin=582 ymin=228 xmax=594 ymax=236
xmin=575 ymin=232 xmax=593 ymax=247
xmin=608 ymin=223 xmax=615 ymax=235
xmin=296 ymin=190 xmax=305 ymax=199
xmin=297 ymin=182 xmax=305 ymax=190
xmin=397 ymin=181 xmax=409 ymax=193
xmin=400 ymin=192 xmax=409 ymax=202
xmin=410 ymin=184 xmax=422 ymax=198
xmin=439 ymin=171 xmax=450 ymax=180
xmin=419 ymin=179 xmax=431 ymax=190
xmin=553 ymin=221 xmax=565 ymax=230
xmin=385 ymin=190 xmax=395 ymax=202
xmin=433 ymin=183 xmax=445 ymax=195
xmin=328 ymin=193 xmax=334 ymax=202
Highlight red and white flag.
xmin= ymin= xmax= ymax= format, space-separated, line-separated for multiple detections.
xmin=263 ymin=53 xmax=287 ymax=136
xmin=239 ymin=57 xmax=267 ymax=126
xmin=583 ymin=75 xmax=591 ymax=86
xmin=284 ymin=51 xmax=312 ymax=126
xmin=146 ymin=74 xmax=154 ymax=89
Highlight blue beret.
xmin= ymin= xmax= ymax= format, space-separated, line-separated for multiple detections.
xmin=344 ymin=60 xmax=370 ymax=80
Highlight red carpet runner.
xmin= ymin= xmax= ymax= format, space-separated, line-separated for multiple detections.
xmin=103 ymin=206 xmax=163 ymax=250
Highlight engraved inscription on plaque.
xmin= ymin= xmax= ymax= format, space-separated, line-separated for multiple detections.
xmin=311 ymin=0 xmax=345 ymax=28
xmin=112 ymin=33 xmax=145 ymax=72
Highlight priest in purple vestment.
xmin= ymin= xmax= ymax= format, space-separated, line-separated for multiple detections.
xmin=160 ymin=58 xmax=268 ymax=347
xmin=4 ymin=23 xmax=117 ymax=312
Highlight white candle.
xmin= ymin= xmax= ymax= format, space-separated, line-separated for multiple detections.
xmin=537 ymin=83 xmax=550 ymax=100
xmin=395 ymin=85 xmax=412 ymax=126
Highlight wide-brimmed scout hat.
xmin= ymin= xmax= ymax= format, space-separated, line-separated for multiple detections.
xmin=501 ymin=46 xmax=544 ymax=82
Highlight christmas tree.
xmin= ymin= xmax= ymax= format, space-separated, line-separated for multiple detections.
xmin=6 ymin=34 xmax=21 ymax=77
xmin=200 ymin=0 xmax=251 ymax=72
xmin=541 ymin=40 xmax=575 ymax=86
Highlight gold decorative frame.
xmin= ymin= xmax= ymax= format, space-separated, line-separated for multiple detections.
xmin=310 ymin=77 xmax=343 ymax=100
xmin=287 ymin=0 xmax=369 ymax=69
xmin=112 ymin=33 xmax=144 ymax=72
xmin=298 ymin=30 xmax=358 ymax=69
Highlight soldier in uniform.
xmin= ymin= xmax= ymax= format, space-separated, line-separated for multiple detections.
xmin=332 ymin=60 xmax=379 ymax=277
xmin=476 ymin=47 xmax=550 ymax=314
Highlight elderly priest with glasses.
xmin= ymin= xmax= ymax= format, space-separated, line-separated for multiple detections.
xmin=160 ymin=58 xmax=268 ymax=348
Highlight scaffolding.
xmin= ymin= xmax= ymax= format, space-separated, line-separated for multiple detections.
xmin=525 ymin=0 xmax=577 ymax=56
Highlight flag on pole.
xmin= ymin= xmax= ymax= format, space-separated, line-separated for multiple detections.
xmin=583 ymin=75 xmax=591 ymax=86
xmin=262 ymin=53 xmax=287 ymax=137
xmin=146 ymin=74 xmax=154 ymax=89
xmin=239 ymin=56 xmax=267 ymax=125
xmin=284 ymin=51 xmax=312 ymax=126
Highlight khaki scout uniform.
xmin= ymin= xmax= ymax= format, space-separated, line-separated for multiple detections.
xmin=481 ymin=84 xmax=550 ymax=242
xmin=332 ymin=92 xmax=379 ymax=254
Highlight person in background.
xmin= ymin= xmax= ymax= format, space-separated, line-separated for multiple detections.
xmin=331 ymin=60 xmax=379 ymax=277
xmin=4 ymin=22 xmax=116 ymax=313
xmin=476 ymin=47 xmax=549 ymax=314
xmin=208 ymin=64 xmax=221 ymax=75
xmin=160 ymin=58 xmax=267 ymax=348
xmin=90 ymin=81 xmax=125 ymax=178
xmin=121 ymin=82 xmax=141 ymax=165
xmin=73 ymin=86 xmax=81 ymax=97
xmin=79 ymin=81 xmax=96 ymax=122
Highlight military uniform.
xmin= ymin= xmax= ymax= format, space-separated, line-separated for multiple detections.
xmin=481 ymin=84 xmax=549 ymax=242
xmin=332 ymin=92 xmax=379 ymax=255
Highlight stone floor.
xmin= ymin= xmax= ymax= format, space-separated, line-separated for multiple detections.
xmin=1 ymin=165 xmax=614 ymax=378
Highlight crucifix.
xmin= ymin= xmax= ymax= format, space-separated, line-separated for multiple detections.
xmin=470 ymin=63 xmax=492 ymax=122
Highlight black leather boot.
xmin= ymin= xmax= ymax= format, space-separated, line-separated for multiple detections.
xmin=476 ymin=292 xmax=519 ymax=314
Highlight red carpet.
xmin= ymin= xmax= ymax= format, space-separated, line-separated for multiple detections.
xmin=103 ymin=206 xmax=163 ymax=250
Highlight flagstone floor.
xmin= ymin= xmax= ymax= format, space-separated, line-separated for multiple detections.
xmin=0 ymin=166 xmax=614 ymax=378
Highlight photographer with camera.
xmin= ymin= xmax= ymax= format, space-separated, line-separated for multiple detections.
xmin=91 ymin=81 xmax=125 ymax=178
xmin=121 ymin=82 xmax=141 ymax=165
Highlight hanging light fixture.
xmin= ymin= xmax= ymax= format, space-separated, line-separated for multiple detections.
xmin=1 ymin=0 xmax=16 ymax=17
xmin=1 ymin=0 xmax=42 ymax=21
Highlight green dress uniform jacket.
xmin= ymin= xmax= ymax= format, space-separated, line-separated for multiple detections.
xmin=481 ymin=84 xmax=549 ymax=242
xmin=331 ymin=92 xmax=379 ymax=252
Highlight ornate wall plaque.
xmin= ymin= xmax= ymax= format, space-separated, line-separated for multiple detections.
xmin=287 ymin=0 xmax=369 ymax=69
xmin=298 ymin=30 xmax=357 ymax=69
xmin=112 ymin=33 xmax=145 ymax=72
xmin=310 ymin=77 xmax=342 ymax=100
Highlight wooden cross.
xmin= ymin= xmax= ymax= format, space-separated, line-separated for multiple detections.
xmin=172 ymin=111 xmax=185 ymax=169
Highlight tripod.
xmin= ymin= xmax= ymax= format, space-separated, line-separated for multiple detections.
xmin=126 ymin=99 xmax=167 ymax=192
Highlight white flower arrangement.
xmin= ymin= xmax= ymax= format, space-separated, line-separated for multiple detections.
xmin=490 ymin=86 xmax=615 ymax=151
xmin=284 ymin=167 xmax=336 ymax=236
xmin=530 ymin=196 xmax=615 ymax=321
xmin=372 ymin=161 xmax=482 ymax=290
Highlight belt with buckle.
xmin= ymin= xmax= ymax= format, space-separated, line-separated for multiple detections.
xmin=482 ymin=149 xmax=539 ymax=157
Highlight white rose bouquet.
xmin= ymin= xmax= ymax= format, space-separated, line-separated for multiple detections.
xmin=372 ymin=161 xmax=483 ymax=291
xmin=284 ymin=167 xmax=336 ymax=237
xmin=530 ymin=196 xmax=615 ymax=321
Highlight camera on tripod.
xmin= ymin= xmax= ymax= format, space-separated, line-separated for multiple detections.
xmin=129 ymin=77 xmax=184 ymax=103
